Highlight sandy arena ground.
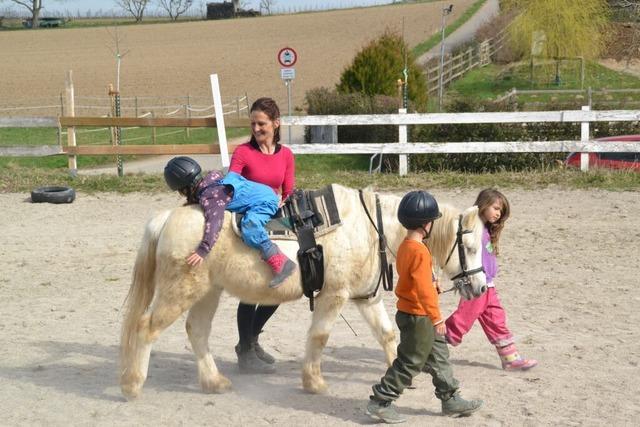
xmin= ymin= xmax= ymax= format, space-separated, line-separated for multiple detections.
xmin=0 ymin=1 xmax=476 ymax=112
xmin=1 ymin=187 xmax=639 ymax=426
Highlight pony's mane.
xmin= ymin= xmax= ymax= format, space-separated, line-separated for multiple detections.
xmin=426 ymin=203 xmax=459 ymax=266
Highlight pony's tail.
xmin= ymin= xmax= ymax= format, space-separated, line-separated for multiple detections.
xmin=119 ymin=210 xmax=171 ymax=382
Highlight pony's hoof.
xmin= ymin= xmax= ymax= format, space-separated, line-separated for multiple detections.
xmin=302 ymin=376 xmax=328 ymax=394
xmin=120 ymin=371 xmax=145 ymax=401
xmin=201 ymin=374 xmax=232 ymax=394
xmin=121 ymin=383 xmax=143 ymax=401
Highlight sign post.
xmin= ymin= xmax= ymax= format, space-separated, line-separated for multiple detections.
xmin=278 ymin=47 xmax=297 ymax=144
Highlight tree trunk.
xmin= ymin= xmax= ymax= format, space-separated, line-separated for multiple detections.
xmin=32 ymin=0 xmax=42 ymax=29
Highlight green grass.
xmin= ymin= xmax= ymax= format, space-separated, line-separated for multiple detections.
xmin=296 ymin=154 xmax=370 ymax=173
xmin=448 ymin=61 xmax=640 ymax=102
xmin=2 ymin=162 xmax=638 ymax=194
xmin=0 ymin=126 xmax=250 ymax=169
xmin=412 ymin=0 xmax=488 ymax=58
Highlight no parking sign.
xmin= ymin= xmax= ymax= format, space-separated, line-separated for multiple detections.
xmin=278 ymin=47 xmax=297 ymax=67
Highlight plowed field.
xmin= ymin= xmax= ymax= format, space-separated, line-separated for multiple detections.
xmin=0 ymin=1 xmax=475 ymax=111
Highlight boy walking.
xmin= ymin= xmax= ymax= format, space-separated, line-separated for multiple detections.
xmin=366 ymin=191 xmax=482 ymax=424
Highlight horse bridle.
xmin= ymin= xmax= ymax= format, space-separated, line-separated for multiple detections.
xmin=440 ymin=214 xmax=485 ymax=294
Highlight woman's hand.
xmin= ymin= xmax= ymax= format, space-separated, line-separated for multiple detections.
xmin=435 ymin=322 xmax=446 ymax=336
xmin=186 ymin=252 xmax=204 ymax=267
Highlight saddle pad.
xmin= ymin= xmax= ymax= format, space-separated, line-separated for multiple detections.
xmin=231 ymin=184 xmax=341 ymax=241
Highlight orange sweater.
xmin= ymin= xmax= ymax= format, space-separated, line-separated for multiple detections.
xmin=395 ymin=239 xmax=442 ymax=324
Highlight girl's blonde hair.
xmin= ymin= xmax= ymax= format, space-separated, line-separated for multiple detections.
xmin=474 ymin=188 xmax=510 ymax=255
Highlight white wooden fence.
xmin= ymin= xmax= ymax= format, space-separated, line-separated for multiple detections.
xmin=2 ymin=108 xmax=639 ymax=175
xmin=495 ymin=88 xmax=640 ymax=109
xmin=281 ymin=107 xmax=640 ymax=174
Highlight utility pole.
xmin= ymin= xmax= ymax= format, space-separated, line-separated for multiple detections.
xmin=438 ymin=4 xmax=453 ymax=112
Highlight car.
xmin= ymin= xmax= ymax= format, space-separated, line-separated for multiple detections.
xmin=22 ymin=17 xmax=65 ymax=28
xmin=565 ymin=134 xmax=640 ymax=171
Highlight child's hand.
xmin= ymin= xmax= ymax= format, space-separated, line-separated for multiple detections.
xmin=186 ymin=252 xmax=204 ymax=267
xmin=435 ymin=322 xmax=446 ymax=336
xmin=434 ymin=279 xmax=442 ymax=294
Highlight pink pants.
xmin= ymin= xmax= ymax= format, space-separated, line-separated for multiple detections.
xmin=445 ymin=287 xmax=513 ymax=347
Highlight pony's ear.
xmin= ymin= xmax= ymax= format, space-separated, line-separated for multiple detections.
xmin=462 ymin=205 xmax=479 ymax=229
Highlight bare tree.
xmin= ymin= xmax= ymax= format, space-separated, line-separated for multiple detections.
xmin=115 ymin=0 xmax=150 ymax=22
xmin=157 ymin=0 xmax=193 ymax=21
xmin=2 ymin=0 xmax=43 ymax=28
xmin=259 ymin=0 xmax=276 ymax=15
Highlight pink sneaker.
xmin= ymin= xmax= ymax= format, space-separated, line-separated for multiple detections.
xmin=264 ymin=251 xmax=296 ymax=288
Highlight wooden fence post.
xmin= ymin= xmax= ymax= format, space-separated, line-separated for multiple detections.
xmin=580 ymin=105 xmax=590 ymax=172
xmin=151 ymin=111 xmax=157 ymax=144
xmin=65 ymin=70 xmax=77 ymax=177
xmin=185 ymin=95 xmax=191 ymax=139
xmin=398 ymin=108 xmax=408 ymax=176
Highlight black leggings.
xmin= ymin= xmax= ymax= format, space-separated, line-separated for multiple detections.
xmin=237 ymin=302 xmax=278 ymax=350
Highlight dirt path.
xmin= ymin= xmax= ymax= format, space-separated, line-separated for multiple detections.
xmin=1 ymin=187 xmax=639 ymax=425
xmin=417 ymin=0 xmax=500 ymax=65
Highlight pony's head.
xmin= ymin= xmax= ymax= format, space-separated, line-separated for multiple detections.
xmin=426 ymin=205 xmax=487 ymax=300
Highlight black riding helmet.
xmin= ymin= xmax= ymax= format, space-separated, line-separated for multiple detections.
xmin=164 ymin=156 xmax=202 ymax=191
xmin=397 ymin=190 xmax=442 ymax=230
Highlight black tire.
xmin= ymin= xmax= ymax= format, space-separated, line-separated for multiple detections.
xmin=30 ymin=186 xmax=76 ymax=204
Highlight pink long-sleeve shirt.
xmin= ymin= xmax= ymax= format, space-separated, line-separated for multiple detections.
xmin=229 ymin=140 xmax=295 ymax=200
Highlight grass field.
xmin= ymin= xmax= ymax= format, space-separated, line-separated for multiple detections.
xmin=2 ymin=161 xmax=638 ymax=193
xmin=448 ymin=61 xmax=640 ymax=102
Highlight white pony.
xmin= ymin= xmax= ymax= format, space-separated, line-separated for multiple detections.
xmin=119 ymin=184 xmax=486 ymax=399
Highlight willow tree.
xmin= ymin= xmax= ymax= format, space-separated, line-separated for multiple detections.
xmin=504 ymin=0 xmax=611 ymax=85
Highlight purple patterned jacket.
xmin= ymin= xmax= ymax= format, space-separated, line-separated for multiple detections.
xmin=194 ymin=170 xmax=232 ymax=257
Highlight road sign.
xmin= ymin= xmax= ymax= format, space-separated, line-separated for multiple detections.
xmin=281 ymin=68 xmax=295 ymax=80
xmin=278 ymin=47 xmax=297 ymax=67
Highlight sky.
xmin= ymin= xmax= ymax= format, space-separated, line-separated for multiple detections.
xmin=21 ymin=0 xmax=398 ymax=16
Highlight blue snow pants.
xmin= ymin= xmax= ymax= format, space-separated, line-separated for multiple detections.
xmin=219 ymin=172 xmax=278 ymax=256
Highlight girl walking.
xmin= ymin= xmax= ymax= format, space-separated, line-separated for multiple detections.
xmin=445 ymin=188 xmax=537 ymax=371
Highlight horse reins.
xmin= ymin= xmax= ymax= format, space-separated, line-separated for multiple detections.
xmin=440 ymin=214 xmax=484 ymax=294
xmin=357 ymin=190 xmax=394 ymax=299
